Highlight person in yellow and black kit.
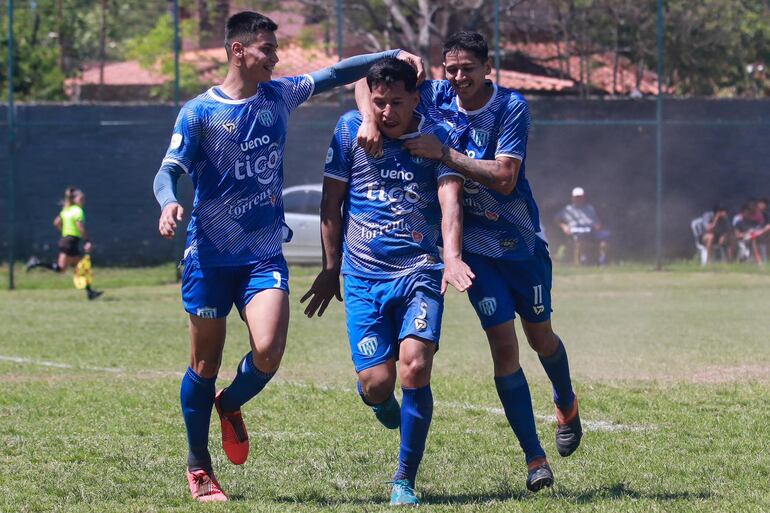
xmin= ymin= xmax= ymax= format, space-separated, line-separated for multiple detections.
xmin=26 ymin=187 xmax=104 ymax=300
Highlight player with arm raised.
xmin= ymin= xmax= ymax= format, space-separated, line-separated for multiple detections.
xmin=301 ymin=58 xmax=472 ymax=506
xmin=355 ymin=31 xmax=581 ymax=493
xmin=152 ymin=11 xmax=424 ymax=502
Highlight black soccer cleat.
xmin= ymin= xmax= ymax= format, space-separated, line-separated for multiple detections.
xmin=87 ymin=290 xmax=104 ymax=301
xmin=526 ymin=460 xmax=554 ymax=492
xmin=556 ymin=412 xmax=583 ymax=457
xmin=555 ymin=396 xmax=583 ymax=457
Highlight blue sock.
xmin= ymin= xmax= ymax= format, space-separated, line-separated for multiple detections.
xmin=180 ymin=367 xmax=216 ymax=471
xmin=495 ymin=369 xmax=546 ymax=464
xmin=538 ymin=338 xmax=575 ymax=410
xmin=218 ymin=352 xmax=275 ymax=413
xmin=393 ymin=385 xmax=433 ymax=486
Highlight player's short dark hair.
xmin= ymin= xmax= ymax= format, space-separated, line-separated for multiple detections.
xmin=225 ymin=11 xmax=278 ymax=59
xmin=443 ymin=31 xmax=488 ymax=62
xmin=366 ymin=57 xmax=418 ymax=93
xmin=713 ymin=204 xmax=727 ymax=214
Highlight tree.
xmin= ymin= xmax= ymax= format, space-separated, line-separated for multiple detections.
xmin=125 ymin=15 xmax=202 ymax=101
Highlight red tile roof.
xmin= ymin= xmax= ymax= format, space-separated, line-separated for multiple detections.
xmin=506 ymin=42 xmax=666 ymax=94
xmin=65 ymin=40 xmax=665 ymax=100
xmin=430 ymin=66 xmax=575 ymax=92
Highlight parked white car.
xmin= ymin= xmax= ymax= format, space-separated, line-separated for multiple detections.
xmin=282 ymin=184 xmax=323 ymax=264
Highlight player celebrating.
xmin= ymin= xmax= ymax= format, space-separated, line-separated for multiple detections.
xmin=301 ymin=58 xmax=472 ymax=506
xmin=152 ymin=11 xmax=424 ymax=502
xmin=355 ymin=31 xmax=582 ymax=492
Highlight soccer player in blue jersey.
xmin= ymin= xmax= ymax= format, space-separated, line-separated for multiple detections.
xmin=301 ymin=58 xmax=473 ymax=506
xmin=152 ymin=11 xmax=424 ymax=502
xmin=355 ymin=31 xmax=582 ymax=493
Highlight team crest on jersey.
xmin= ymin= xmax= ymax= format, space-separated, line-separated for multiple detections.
xmin=222 ymin=122 xmax=236 ymax=134
xmin=271 ymin=195 xmax=277 ymax=205
xmin=357 ymin=336 xmax=379 ymax=357
xmin=501 ymin=238 xmax=518 ymax=250
xmin=485 ymin=210 xmax=500 ymax=221
xmin=169 ymin=133 xmax=183 ymax=149
xmin=410 ymin=154 xmax=425 ymax=164
xmin=477 ymin=297 xmax=497 ymax=317
xmin=471 ymin=129 xmax=490 ymax=147
xmin=196 ymin=307 xmax=217 ymax=319
xmin=412 ymin=231 xmax=424 ymax=243
xmin=257 ymin=109 xmax=275 ymax=127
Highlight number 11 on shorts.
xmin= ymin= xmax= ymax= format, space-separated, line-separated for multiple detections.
xmin=533 ymin=284 xmax=543 ymax=305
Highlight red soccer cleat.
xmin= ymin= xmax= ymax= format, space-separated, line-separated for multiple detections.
xmin=186 ymin=469 xmax=228 ymax=502
xmin=214 ymin=389 xmax=250 ymax=465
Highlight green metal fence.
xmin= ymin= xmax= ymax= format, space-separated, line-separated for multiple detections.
xmin=2 ymin=0 xmax=768 ymax=289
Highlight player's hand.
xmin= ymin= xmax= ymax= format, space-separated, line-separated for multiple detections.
xmin=159 ymin=202 xmax=184 ymax=239
xmin=83 ymin=241 xmax=93 ymax=254
xmin=396 ymin=50 xmax=426 ymax=85
xmin=357 ymin=118 xmax=383 ymax=157
xmin=404 ymin=134 xmax=444 ymax=160
xmin=441 ymin=257 xmax=475 ymax=294
xmin=300 ymin=269 xmax=342 ymax=317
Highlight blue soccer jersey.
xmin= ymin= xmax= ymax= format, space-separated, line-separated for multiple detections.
xmin=162 ymin=76 xmax=314 ymax=267
xmin=324 ymin=110 xmax=462 ymax=278
xmin=418 ymin=80 xmax=543 ymax=260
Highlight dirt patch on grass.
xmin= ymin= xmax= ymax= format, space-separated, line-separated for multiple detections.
xmin=688 ymin=364 xmax=770 ymax=384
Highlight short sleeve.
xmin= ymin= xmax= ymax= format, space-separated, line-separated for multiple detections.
xmin=496 ymin=96 xmax=530 ymax=161
xmin=418 ymin=80 xmax=451 ymax=116
xmin=436 ymin=163 xmax=463 ymax=182
xmin=274 ymin=75 xmax=315 ymax=112
xmin=161 ymin=103 xmax=202 ymax=174
xmin=323 ymin=115 xmax=354 ymax=183
xmin=76 ymin=207 xmax=85 ymax=223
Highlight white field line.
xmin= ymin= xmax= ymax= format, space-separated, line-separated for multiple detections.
xmin=0 ymin=354 xmax=652 ymax=432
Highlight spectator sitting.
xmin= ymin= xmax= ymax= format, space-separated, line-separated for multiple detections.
xmin=697 ymin=205 xmax=736 ymax=263
xmin=556 ymin=187 xmax=610 ymax=265
xmin=733 ymin=201 xmax=770 ymax=264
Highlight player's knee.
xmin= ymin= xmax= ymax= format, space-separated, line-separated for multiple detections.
xmin=399 ymin=354 xmax=431 ymax=385
xmin=527 ymin=330 xmax=559 ymax=356
xmin=252 ymin=345 xmax=284 ymax=374
xmin=359 ymin=373 xmax=395 ymax=403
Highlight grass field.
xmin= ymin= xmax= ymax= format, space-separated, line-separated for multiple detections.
xmin=1 ymin=264 xmax=769 ymax=512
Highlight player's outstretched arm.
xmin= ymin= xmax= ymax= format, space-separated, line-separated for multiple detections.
xmin=153 ymin=163 xmax=185 ymax=239
xmin=438 ymin=176 xmax=474 ymax=294
xmin=301 ymin=177 xmax=347 ymax=318
xmin=404 ymin=135 xmax=520 ymax=195
xmin=310 ymin=50 xmax=424 ymax=96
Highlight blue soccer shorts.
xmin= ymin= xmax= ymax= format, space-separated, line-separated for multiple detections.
xmin=343 ymin=269 xmax=444 ymax=373
xmin=181 ymin=254 xmax=289 ymax=319
xmin=465 ymin=239 xmax=553 ymax=329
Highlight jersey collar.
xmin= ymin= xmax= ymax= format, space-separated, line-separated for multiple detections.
xmin=206 ymin=86 xmax=261 ymax=104
xmin=456 ymin=82 xmax=498 ymax=115
xmin=397 ymin=112 xmax=426 ymax=140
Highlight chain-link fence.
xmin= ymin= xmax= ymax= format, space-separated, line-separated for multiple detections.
xmin=2 ymin=0 xmax=769 ymax=288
